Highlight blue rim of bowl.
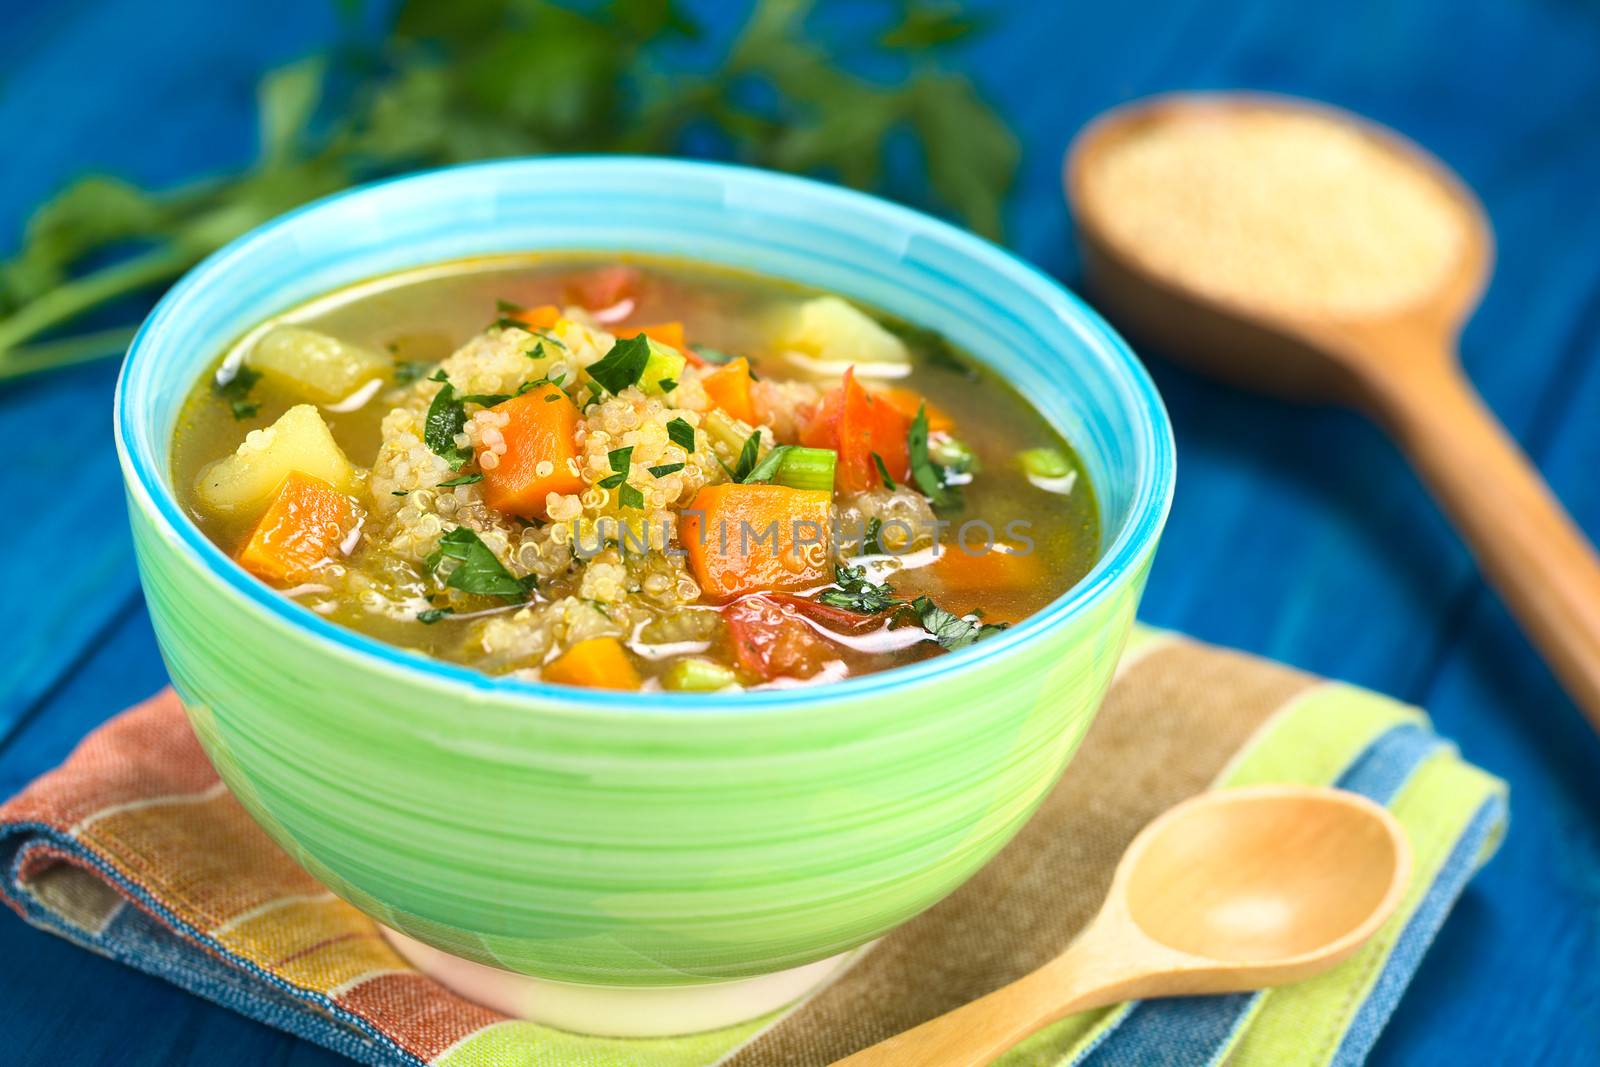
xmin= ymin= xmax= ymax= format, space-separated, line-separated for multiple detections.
xmin=115 ymin=156 xmax=1175 ymax=713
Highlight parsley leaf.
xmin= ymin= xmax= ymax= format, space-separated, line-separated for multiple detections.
xmin=667 ymin=417 xmax=696 ymax=452
xmin=908 ymin=403 xmax=959 ymax=510
xmin=871 ymin=451 xmax=897 ymax=489
xmin=423 ymin=373 xmax=472 ymax=470
xmin=438 ymin=473 xmax=483 ymax=487
xmin=910 ymin=595 xmax=1007 ymax=651
xmin=598 ymin=446 xmax=632 ymax=489
xmin=619 ymin=483 xmax=644 ymax=509
xmin=586 ymin=333 xmax=651 ymax=394
xmin=213 ymin=365 xmax=261 ymax=420
xmin=425 ymin=527 xmax=534 ymax=602
xmin=740 ymin=443 xmax=792 ymax=484
xmin=731 ymin=431 xmax=762 ymax=481
xmin=394 ymin=360 xmax=431 ymax=385
xmin=458 ymin=391 xmax=510 ymax=407
xmin=649 ymin=462 xmax=685 ymax=477
xmin=417 ymin=607 xmax=454 ymax=624
xmin=817 ymin=564 xmax=901 ymax=614
xmin=688 ymin=344 xmax=735 ymax=365
xmin=658 ymin=377 xmax=677 ymax=393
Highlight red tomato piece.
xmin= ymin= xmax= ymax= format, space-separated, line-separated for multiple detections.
xmin=801 ymin=367 xmax=911 ymax=495
xmin=723 ymin=596 xmax=838 ymax=681
xmin=564 ymin=265 xmax=642 ymax=310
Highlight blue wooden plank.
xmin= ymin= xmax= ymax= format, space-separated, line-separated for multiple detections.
xmin=3 ymin=0 xmax=1600 ymax=1064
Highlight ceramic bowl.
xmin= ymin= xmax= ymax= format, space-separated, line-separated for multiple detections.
xmin=115 ymin=159 xmax=1173 ymax=1007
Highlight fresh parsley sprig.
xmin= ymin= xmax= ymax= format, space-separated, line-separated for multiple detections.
xmin=0 ymin=1 xmax=1014 ymax=384
xmin=425 ymin=527 xmax=535 ymax=602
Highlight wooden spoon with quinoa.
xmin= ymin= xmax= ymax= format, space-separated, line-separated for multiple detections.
xmin=1067 ymin=90 xmax=1600 ymax=733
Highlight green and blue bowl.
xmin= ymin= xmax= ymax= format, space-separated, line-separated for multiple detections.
xmin=114 ymin=160 xmax=1174 ymax=1010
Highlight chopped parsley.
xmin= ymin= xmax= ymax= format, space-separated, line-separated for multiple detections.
xmin=649 ymin=462 xmax=685 ymax=477
xmin=458 ymin=391 xmax=510 ymax=407
xmin=586 ymin=333 xmax=651 ymax=394
xmin=438 ymin=473 xmax=483 ymax=487
xmin=729 ymin=431 xmax=762 ymax=481
xmin=425 ymin=527 xmax=534 ymax=602
xmin=393 ymin=360 xmax=431 ymax=385
xmin=812 ymin=564 xmax=1006 ymax=652
xmin=495 ymin=298 xmax=522 ymax=313
xmin=667 ymin=417 xmax=696 ymax=452
xmin=531 ymin=328 xmax=567 ymax=351
xmin=817 ymin=564 xmax=900 ymax=614
xmin=423 ymin=372 xmax=472 ymax=469
xmin=213 ymin=365 xmax=261 ymax=420
xmin=910 ymin=595 xmax=1007 ymax=651
xmin=740 ymin=443 xmax=792 ymax=484
xmin=871 ymin=451 xmax=897 ymax=490
xmin=525 ymin=342 xmax=546 ymax=361
xmin=417 ymin=607 xmax=454 ymax=624
xmin=908 ymin=403 xmax=959 ymax=510
xmin=863 ymin=517 xmax=885 ymax=554
xmin=598 ymin=446 xmax=633 ymax=489
xmin=619 ymin=484 xmax=645 ymax=509
xmin=658 ymin=378 xmax=678 ymax=393
xmin=688 ymin=344 xmax=735 ymax=365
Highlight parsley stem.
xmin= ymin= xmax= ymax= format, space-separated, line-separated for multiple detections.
xmin=0 ymin=325 xmax=141 ymax=383
xmin=0 ymin=245 xmax=193 ymax=360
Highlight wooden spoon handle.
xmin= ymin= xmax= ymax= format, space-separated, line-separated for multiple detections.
xmin=828 ymin=964 xmax=1113 ymax=1067
xmin=1360 ymin=350 xmax=1600 ymax=730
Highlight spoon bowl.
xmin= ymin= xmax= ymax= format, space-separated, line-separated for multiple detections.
xmin=1119 ymin=785 xmax=1406 ymax=970
xmin=835 ymin=785 xmax=1410 ymax=1066
xmin=1067 ymin=91 xmax=1600 ymax=733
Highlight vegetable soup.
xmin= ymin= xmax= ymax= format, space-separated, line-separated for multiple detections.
xmin=171 ymin=257 xmax=1100 ymax=691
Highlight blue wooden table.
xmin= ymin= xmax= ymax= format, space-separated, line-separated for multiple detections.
xmin=3 ymin=1 xmax=1598 ymax=1062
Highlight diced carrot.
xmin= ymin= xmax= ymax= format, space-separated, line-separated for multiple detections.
xmin=631 ymin=321 xmax=685 ymax=350
xmin=236 ymin=471 xmax=360 ymax=584
xmin=879 ymin=386 xmax=954 ymax=432
xmin=543 ymin=637 xmax=641 ymax=690
xmin=900 ymin=543 xmax=1043 ymax=623
xmin=565 ymin=265 xmax=641 ymax=311
xmin=512 ymin=304 xmax=561 ymax=329
xmin=480 ymin=383 xmax=587 ymax=519
xmin=703 ymin=356 xmax=757 ymax=424
xmin=724 ymin=596 xmax=836 ymax=681
xmin=801 ymin=367 xmax=910 ymax=495
xmin=680 ymin=483 xmax=832 ymax=602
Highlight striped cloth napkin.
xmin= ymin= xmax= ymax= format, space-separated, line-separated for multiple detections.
xmin=0 ymin=627 xmax=1506 ymax=1067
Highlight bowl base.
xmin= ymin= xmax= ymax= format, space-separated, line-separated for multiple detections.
xmin=379 ymin=926 xmax=870 ymax=1037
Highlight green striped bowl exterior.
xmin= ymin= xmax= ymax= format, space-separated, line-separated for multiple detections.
xmin=116 ymin=159 xmax=1173 ymax=985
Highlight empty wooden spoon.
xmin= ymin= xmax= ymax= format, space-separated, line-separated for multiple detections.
xmin=1066 ymin=92 xmax=1600 ymax=733
xmin=833 ymin=785 xmax=1410 ymax=1067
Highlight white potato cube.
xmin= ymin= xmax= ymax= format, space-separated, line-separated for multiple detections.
xmin=195 ymin=404 xmax=357 ymax=518
xmin=249 ymin=325 xmax=391 ymax=404
xmin=772 ymin=296 xmax=909 ymax=372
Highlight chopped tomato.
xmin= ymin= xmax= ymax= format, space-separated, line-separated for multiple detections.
xmin=800 ymin=367 xmax=910 ymax=495
xmin=767 ymin=592 xmax=889 ymax=634
xmin=724 ymin=596 xmax=836 ymax=681
xmin=565 ymin=265 xmax=641 ymax=311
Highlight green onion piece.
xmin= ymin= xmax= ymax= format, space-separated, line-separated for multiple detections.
xmin=1018 ymin=447 xmax=1070 ymax=479
xmin=774 ymin=446 xmax=837 ymax=492
xmin=662 ymin=658 xmax=740 ymax=692
xmin=930 ymin=436 xmax=977 ymax=474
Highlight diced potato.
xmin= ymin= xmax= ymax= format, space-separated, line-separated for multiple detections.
xmin=772 ymin=296 xmax=909 ymax=372
xmin=196 ymin=404 xmax=358 ymax=518
xmin=640 ymin=338 xmax=686 ymax=396
xmin=249 ymin=325 xmax=391 ymax=404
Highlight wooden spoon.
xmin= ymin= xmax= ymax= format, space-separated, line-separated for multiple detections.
xmin=832 ymin=786 xmax=1409 ymax=1067
xmin=1066 ymin=92 xmax=1600 ymax=733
